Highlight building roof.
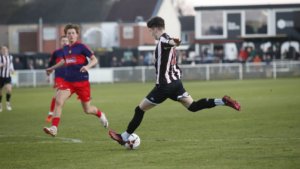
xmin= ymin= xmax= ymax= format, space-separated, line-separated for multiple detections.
xmin=7 ymin=0 xmax=114 ymax=24
xmin=105 ymin=0 xmax=161 ymax=22
xmin=179 ymin=16 xmax=194 ymax=32
xmin=0 ymin=0 xmax=23 ymax=24
xmin=6 ymin=0 xmax=165 ymax=24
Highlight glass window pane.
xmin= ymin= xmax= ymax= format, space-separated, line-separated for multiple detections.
xmin=201 ymin=11 xmax=224 ymax=36
xmin=245 ymin=10 xmax=268 ymax=34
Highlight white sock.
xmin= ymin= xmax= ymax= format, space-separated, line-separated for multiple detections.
xmin=214 ymin=99 xmax=224 ymax=106
xmin=121 ymin=131 xmax=130 ymax=141
xmin=48 ymin=112 xmax=53 ymax=115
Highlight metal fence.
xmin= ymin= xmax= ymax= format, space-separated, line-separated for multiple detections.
xmin=12 ymin=61 xmax=300 ymax=87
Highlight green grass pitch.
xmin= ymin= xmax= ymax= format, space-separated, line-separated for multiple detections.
xmin=0 ymin=78 xmax=300 ymax=169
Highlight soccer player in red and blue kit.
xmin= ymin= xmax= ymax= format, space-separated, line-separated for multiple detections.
xmin=45 ymin=35 xmax=69 ymax=122
xmin=109 ymin=16 xmax=241 ymax=146
xmin=44 ymin=24 xmax=108 ymax=137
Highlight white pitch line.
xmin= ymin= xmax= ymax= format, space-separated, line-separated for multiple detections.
xmin=0 ymin=135 xmax=83 ymax=143
xmin=36 ymin=136 xmax=83 ymax=143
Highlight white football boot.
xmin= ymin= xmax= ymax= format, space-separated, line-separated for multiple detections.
xmin=6 ymin=102 xmax=12 ymax=111
xmin=0 ymin=104 xmax=2 ymax=112
xmin=43 ymin=126 xmax=57 ymax=137
xmin=99 ymin=112 xmax=109 ymax=128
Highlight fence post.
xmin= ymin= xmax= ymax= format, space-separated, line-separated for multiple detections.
xmin=15 ymin=71 xmax=19 ymax=88
xmin=239 ymin=63 xmax=243 ymax=80
xmin=273 ymin=62 xmax=277 ymax=79
xmin=206 ymin=64 xmax=210 ymax=81
xmin=33 ymin=71 xmax=37 ymax=87
xmin=141 ymin=67 xmax=145 ymax=83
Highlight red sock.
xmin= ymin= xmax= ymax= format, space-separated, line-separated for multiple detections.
xmin=50 ymin=97 xmax=55 ymax=113
xmin=52 ymin=117 xmax=60 ymax=127
xmin=96 ymin=109 xmax=102 ymax=118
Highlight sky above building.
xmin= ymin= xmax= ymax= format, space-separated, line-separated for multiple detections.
xmin=190 ymin=0 xmax=300 ymax=7
xmin=178 ymin=0 xmax=300 ymax=15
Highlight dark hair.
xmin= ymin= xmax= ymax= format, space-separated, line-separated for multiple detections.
xmin=64 ymin=23 xmax=80 ymax=34
xmin=147 ymin=16 xmax=165 ymax=29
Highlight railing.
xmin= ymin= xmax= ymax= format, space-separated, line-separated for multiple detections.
xmin=12 ymin=61 xmax=300 ymax=87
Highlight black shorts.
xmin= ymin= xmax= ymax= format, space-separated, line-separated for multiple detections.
xmin=146 ymin=80 xmax=189 ymax=104
xmin=0 ymin=77 xmax=12 ymax=88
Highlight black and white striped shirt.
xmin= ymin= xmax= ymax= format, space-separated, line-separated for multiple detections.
xmin=154 ymin=33 xmax=181 ymax=85
xmin=0 ymin=54 xmax=14 ymax=78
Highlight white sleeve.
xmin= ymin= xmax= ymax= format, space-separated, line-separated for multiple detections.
xmin=160 ymin=36 xmax=169 ymax=44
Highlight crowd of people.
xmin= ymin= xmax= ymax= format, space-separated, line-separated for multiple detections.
xmin=9 ymin=42 xmax=300 ymax=71
xmin=107 ymin=45 xmax=300 ymax=68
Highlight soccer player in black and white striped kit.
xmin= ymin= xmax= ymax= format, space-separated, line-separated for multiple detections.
xmin=109 ymin=16 xmax=241 ymax=145
xmin=0 ymin=46 xmax=14 ymax=112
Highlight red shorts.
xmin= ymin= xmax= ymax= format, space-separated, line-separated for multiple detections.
xmin=53 ymin=77 xmax=65 ymax=89
xmin=58 ymin=80 xmax=91 ymax=102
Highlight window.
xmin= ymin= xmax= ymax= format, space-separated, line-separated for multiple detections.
xmin=201 ymin=11 xmax=224 ymax=37
xmin=181 ymin=32 xmax=189 ymax=43
xmin=245 ymin=10 xmax=268 ymax=35
xmin=123 ymin=26 xmax=134 ymax=39
xmin=43 ymin=27 xmax=56 ymax=40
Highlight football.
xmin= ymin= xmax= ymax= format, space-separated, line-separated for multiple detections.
xmin=124 ymin=133 xmax=141 ymax=150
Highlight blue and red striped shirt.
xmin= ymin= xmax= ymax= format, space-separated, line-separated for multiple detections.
xmin=62 ymin=41 xmax=93 ymax=82
xmin=49 ymin=48 xmax=65 ymax=78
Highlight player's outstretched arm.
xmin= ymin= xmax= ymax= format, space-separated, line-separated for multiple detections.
xmin=46 ymin=60 xmax=65 ymax=75
xmin=80 ymin=55 xmax=98 ymax=72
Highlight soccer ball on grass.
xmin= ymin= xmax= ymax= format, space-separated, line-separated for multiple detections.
xmin=124 ymin=133 xmax=141 ymax=150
